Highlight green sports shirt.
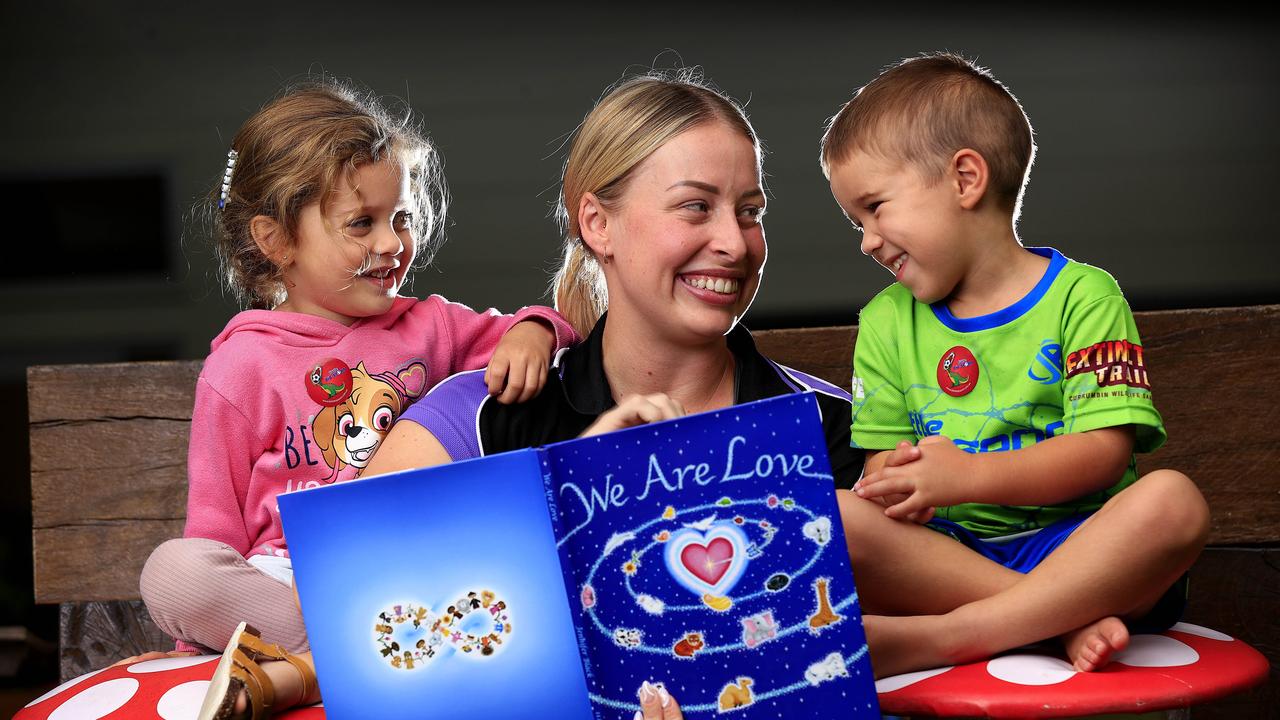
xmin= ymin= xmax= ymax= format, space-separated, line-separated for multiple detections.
xmin=850 ymin=247 xmax=1166 ymax=538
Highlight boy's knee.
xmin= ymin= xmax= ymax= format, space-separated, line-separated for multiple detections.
xmin=836 ymin=488 xmax=894 ymax=558
xmin=837 ymin=487 xmax=875 ymax=524
xmin=1154 ymin=470 xmax=1210 ymax=545
xmin=1126 ymin=470 xmax=1210 ymax=549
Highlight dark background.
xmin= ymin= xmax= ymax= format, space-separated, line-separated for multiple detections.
xmin=1 ymin=0 xmax=1276 ymax=701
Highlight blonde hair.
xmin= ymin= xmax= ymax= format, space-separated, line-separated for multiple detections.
xmin=552 ymin=70 xmax=760 ymax=336
xmin=210 ymin=80 xmax=446 ymax=309
xmin=820 ymin=52 xmax=1036 ymax=217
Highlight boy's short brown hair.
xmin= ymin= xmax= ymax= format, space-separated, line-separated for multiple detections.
xmin=820 ymin=52 xmax=1036 ymax=215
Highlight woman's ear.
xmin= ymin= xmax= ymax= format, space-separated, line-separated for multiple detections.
xmin=249 ymin=215 xmax=291 ymax=267
xmin=577 ymin=192 xmax=612 ymax=260
xmin=951 ymin=149 xmax=990 ymax=210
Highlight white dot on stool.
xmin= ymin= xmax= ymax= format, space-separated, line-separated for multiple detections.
xmin=157 ymin=680 xmax=210 ymax=720
xmin=875 ymin=666 xmax=952 ymax=693
xmin=1113 ymin=634 xmax=1199 ymax=667
xmin=987 ymin=654 xmax=1077 ymax=685
xmin=25 ymin=669 xmax=105 ymax=708
xmin=128 ymin=655 xmax=219 ymax=674
xmin=48 ymin=678 xmax=139 ymax=720
xmin=1170 ymin=622 xmax=1233 ymax=641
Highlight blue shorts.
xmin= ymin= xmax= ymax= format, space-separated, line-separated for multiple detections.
xmin=925 ymin=514 xmax=1089 ymax=574
xmin=926 ymin=514 xmax=1187 ymax=633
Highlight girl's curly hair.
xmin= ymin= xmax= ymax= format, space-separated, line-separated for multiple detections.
xmin=208 ymin=80 xmax=447 ymax=309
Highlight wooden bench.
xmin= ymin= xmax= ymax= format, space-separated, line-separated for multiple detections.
xmin=29 ymin=305 xmax=1279 ymax=715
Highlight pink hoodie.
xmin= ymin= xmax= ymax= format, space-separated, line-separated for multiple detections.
xmin=184 ymin=296 xmax=577 ymax=559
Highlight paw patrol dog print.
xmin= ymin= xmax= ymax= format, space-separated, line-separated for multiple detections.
xmin=305 ymin=359 xmax=428 ymax=479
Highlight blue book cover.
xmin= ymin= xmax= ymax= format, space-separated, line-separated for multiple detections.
xmin=543 ymin=392 xmax=877 ymax=718
xmin=279 ymin=449 xmax=595 ymax=720
xmin=280 ymin=392 xmax=877 ymax=719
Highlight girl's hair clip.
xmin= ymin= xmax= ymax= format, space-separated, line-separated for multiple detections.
xmin=218 ymin=149 xmax=239 ymax=210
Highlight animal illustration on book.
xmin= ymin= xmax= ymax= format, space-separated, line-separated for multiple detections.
xmin=808 ymin=578 xmax=842 ymax=631
xmin=673 ymin=632 xmax=705 ymax=658
xmin=804 ymin=652 xmax=850 ymax=686
xmin=718 ymin=678 xmax=755 ymax=710
xmin=741 ymin=611 xmax=778 ymax=649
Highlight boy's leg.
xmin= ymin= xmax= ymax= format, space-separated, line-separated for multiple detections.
xmin=863 ymin=470 xmax=1208 ymax=677
xmin=140 ymin=537 xmax=310 ymax=654
xmin=837 ymin=489 xmax=1024 ymax=615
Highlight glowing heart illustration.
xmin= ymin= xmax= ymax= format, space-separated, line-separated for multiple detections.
xmin=665 ymin=524 xmax=749 ymax=597
xmin=682 ymin=538 xmax=735 ymax=586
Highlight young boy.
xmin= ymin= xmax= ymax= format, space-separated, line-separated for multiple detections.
xmin=820 ymin=53 xmax=1209 ymax=678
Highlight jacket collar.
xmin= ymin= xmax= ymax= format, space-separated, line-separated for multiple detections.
xmin=556 ymin=313 xmax=787 ymax=415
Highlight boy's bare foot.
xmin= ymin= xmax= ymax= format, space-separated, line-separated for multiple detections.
xmin=1063 ymin=616 xmax=1129 ymax=672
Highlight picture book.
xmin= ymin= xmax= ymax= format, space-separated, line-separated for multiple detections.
xmin=279 ymin=392 xmax=878 ymax=719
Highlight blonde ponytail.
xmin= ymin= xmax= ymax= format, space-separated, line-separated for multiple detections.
xmin=552 ymin=242 xmax=608 ymax=338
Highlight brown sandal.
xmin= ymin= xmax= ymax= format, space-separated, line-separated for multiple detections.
xmin=198 ymin=621 xmax=318 ymax=720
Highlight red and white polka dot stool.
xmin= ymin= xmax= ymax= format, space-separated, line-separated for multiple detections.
xmin=15 ymin=623 xmax=1266 ymax=719
xmin=14 ymin=655 xmax=325 ymax=720
xmin=875 ymin=623 xmax=1268 ymax=718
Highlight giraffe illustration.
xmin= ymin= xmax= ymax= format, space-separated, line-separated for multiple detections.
xmin=808 ymin=577 xmax=842 ymax=630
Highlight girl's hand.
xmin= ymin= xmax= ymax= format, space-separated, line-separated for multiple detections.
xmin=636 ymin=680 xmax=683 ymax=720
xmin=582 ymin=394 xmax=685 ymax=437
xmin=855 ymin=435 xmax=967 ymax=520
xmin=110 ymin=650 xmax=198 ymax=668
xmin=486 ymin=320 xmax=556 ymax=404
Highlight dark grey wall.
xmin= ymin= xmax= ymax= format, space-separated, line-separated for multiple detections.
xmin=0 ymin=1 xmax=1275 ymax=644
xmin=2 ymin=4 xmax=1275 ymax=372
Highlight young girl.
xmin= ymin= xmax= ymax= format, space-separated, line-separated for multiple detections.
xmin=136 ymin=81 xmax=578 ymax=715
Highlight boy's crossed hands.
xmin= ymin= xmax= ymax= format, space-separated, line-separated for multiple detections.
xmin=856 ymin=435 xmax=976 ymax=522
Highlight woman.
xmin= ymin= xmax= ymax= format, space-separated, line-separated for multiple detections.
xmin=365 ymin=72 xmax=862 ymax=719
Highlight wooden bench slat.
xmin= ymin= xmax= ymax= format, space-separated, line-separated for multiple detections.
xmin=30 ymin=419 xmax=189 ymax=527
xmin=27 ymin=361 xmax=202 ymax=424
xmin=1113 ymin=306 xmax=1278 ymax=546
xmin=34 ymin=521 xmax=184 ymax=604
xmin=751 ymin=325 xmax=854 ymax=380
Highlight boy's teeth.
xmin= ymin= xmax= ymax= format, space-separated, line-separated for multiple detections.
xmin=686 ymin=276 xmax=739 ymax=294
xmin=893 ymin=256 xmax=906 ymax=272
